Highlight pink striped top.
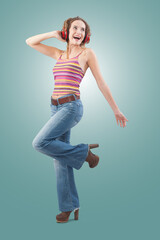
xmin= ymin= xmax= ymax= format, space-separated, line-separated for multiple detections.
xmin=52 ymin=51 xmax=85 ymax=97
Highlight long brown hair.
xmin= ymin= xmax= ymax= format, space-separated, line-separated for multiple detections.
xmin=62 ymin=16 xmax=91 ymax=59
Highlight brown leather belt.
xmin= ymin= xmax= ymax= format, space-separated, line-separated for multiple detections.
xmin=51 ymin=95 xmax=80 ymax=106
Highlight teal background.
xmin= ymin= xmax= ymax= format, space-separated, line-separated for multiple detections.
xmin=1 ymin=0 xmax=160 ymax=239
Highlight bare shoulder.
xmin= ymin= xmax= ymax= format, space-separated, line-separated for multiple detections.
xmin=83 ymin=48 xmax=97 ymax=66
xmin=57 ymin=49 xmax=65 ymax=59
xmin=80 ymin=47 xmax=93 ymax=63
xmin=49 ymin=48 xmax=65 ymax=60
xmin=86 ymin=47 xmax=96 ymax=57
xmin=55 ymin=49 xmax=65 ymax=60
xmin=82 ymin=47 xmax=94 ymax=55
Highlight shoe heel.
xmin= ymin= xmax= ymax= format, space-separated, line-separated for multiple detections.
xmin=74 ymin=208 xmax=79 ymax=220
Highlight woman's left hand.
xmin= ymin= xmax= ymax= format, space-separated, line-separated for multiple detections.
xmin=114 ymin=109 xmax=129 ymax=128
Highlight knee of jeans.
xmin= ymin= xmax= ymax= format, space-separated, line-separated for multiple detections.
xmin=32 ymin=137 xmax=42 ymax=150
xmin=32 ymin=136 xmax=52 ymax=150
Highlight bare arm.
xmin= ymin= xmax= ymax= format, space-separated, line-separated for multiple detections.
xmin=25 ymin=30 xmax=65 ymax=60
xmin=87 ymin=48 xmax=119 ymax=113
xmin=87 ymin=48 xmax=128 ymax=127
xmin=25 ymin=31 xmax=56 ymax=45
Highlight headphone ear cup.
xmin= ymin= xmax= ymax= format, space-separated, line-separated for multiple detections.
xmin=61 ymin=29 xmax=65 ymax=39
xmin=83 ymin=34 xmax=86 ymax=43
xmin=64 ymin=29 xmax=66 ymax=39
xmin=66 ymin=28 xmax=69 ymax=41
xmin=84 ymin=33 xmax=90 ymax=44
xmin=87 ymin=35 xmax=90 ymax=43
xmin=65 ymin=29 xmax=68 ymax=41
xmin=85 ymin=34 xmax=88 ymax=43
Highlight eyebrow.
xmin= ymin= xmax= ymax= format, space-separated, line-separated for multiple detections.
xmin=73 ymin=25 xmax=85 ymax=30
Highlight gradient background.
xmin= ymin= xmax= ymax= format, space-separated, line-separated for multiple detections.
xmin=1 ymin=0 xmax=160 ymax=239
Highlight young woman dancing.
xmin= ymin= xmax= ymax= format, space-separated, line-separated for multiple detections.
xmin=26 ymin=16 xmax=128 ymax=223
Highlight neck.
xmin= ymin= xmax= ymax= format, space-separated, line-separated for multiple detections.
xmin=67 ymin=43 xmax=82 ymax=55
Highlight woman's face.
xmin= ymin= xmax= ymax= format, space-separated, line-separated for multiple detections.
xmin=68 ymin=20 xmax=86 ymax=46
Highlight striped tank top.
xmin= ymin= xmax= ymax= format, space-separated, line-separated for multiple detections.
xmin=52 ymin=50 xmax=85 ymax=97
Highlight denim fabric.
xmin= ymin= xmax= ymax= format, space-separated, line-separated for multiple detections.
xmin=32 ymin=93 xmax=89 ymax=211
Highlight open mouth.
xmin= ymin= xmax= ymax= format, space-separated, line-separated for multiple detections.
xmin=73 ymin=36 xmax=81 ymax=40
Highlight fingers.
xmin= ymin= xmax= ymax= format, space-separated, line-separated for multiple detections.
xmin=117 ymin=118 xmax=122 ymax=127
xmin=116 ymin=118 xmax=119 ymax=126
xmin=116 ymin=117 xmax=127 ymax=127
xmin=121 ymin=113 xmax=129 ymax=123
xmin=115 ymin=114 xmax=128 ymax=127
xmin=121 ymin=115 xmax=128 ymax=127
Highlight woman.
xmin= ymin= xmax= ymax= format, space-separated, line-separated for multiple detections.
xmin=26 ymin=16 xmax=128 ymax=223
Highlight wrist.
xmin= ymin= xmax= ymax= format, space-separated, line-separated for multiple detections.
xmin=49 ymin=31 xmax=57 ymax=38
xmin=113 ymin=107 xmax=120 ymax=114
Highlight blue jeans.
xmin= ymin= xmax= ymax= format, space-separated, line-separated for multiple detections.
xmin=32 ymin=94 xmax=89 ymax=212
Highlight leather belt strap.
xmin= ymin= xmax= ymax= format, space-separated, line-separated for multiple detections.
xmin=51 ymin=95 xmax=80 ymax=106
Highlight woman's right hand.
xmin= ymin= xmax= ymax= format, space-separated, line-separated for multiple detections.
xmin=55 ymin=30 xmax=66 ymax=43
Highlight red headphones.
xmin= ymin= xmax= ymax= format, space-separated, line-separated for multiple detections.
xmin=61 ymin=28 xmax=90 ymax=44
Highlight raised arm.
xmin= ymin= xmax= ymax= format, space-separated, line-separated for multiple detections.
xmin=25 ymin=30 xmax=65 ymax=60
xmin=87 ymin=48 xmax=128 ymax=128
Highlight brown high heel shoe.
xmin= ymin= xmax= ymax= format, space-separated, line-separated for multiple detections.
xmin=85 ymin=144 xmax=100 ymax=168
xmin=56 ymin=208 xmax=79 ymax=223
xmin=89 ymin=144 xmax=99 ymax=149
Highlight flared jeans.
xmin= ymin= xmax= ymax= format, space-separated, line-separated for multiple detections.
xmin=32 ymin=94 xmax=89 ymax=212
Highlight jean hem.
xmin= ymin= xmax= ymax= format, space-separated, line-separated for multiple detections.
xmin=76 ymin=144 xmax=89 ymax=170
xmin=59 ymin=206 xmax=80 ymax=212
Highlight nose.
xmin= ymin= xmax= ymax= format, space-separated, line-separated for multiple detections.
xmin=75 ymin=29 xmax=81 ymax=35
